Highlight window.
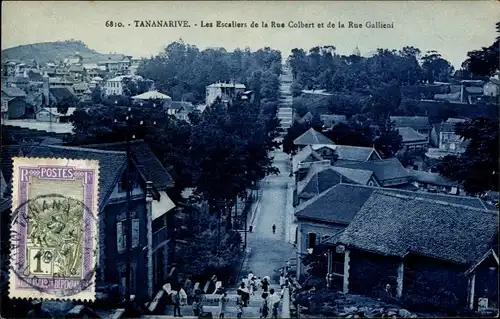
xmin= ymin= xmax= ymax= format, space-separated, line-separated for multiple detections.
xmin=117 ymin=221 xmax=126 ymax=252
xmin=308 ymin=233 xmax=317 ymax=249
xmin=132 ymin=219 xmax=140 ymax=248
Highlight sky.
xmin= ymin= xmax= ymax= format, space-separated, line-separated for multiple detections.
xmin=2 ymin=1 xmax=498 ymax=69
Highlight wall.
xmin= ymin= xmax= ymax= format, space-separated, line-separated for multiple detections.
xmin=381 ymin=177 xmax=410 ymax=187
xmin=7 ymin=98 xmax=28 ymax=119
xmin=36 ymin=110 xmax=59 ymax=123
xmin=297 ymin=218 xmax=345 ymax=276
xmin=349 ymin=249 xmax=399 ymax=297
xmin=403 ymin=254 xmax=468 ymax=312
xmin=103 ymin=198 xmax=149 ymax=298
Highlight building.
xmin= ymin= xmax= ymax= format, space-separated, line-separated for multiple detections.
xmin=430 ymin=118 xmax=468 ymax=155
xmin=68 ymin=64 xmax=85 ymax=80
xmin=396 ymin=126 xmax=429 ymax=151
xmin=323 ymin=191 xmax=498 ymax=311
xmin=293 ymin=128 xmax=335 ymax=151
xmin=36 ymin=107 xmax=76 ymax=123
xmin=72 ymin=82 xmax=89 ymax=97
xmin=1 ymin=87 xmax=30 ymax=120
xmin=407 ymin=168 xmax=460 ymax=195
xmin=335 ymin=158 xmax=410 ymax=187
xmin=390 ymin=116 xmax=430 ymax=135
xmin=294 ymin=183 xmax=491 ymax=279
xmin=132 ymin=90 xmax=171 ymax=103
xmin=165 ymin=101 xmax=195 ymax=122
xmin=321 ymin=144 xmax=382 ymax=165
xmin=205 ymin=81 xmax=246 ymax=106
xmin=80 ymin=140 xmax=176 ymax=294
xmin=105 ymin=75 xmax=143 ymax=96
xmin=483 ymin=78 xmax=500 ymax=97
xmin=2 ymin=142 xmax=175 ymax=300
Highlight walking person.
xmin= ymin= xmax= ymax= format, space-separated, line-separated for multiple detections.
xmin=262 ymin=276 xmax=270 ymax=293
xmin=218 ymin=292 xmax=228 ymax=318
xmin=279 ymin=273 xmax=285 ymax=288
xmin=268 ymin=289 xmax=281 ymax=319
xmin=260 ymin=293 xmax=269 ymax=318
xmin=237 ymin=282 xmax=250 ymax=307
xmin=272 ymin=224 xmax=276 ymax=234
xmin=236 ymin=296 xmax=244 ymax=319
xmin=172 ymin=291 xmax=183 ymax=317
xmin=192 ymin=297 xmax=203 ymax=317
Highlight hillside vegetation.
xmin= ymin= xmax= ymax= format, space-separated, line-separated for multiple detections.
xmin=1 ymin=40 xmax=105 ymax=64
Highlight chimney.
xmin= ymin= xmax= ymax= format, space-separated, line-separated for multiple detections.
xmin=43 ymin=72 xmax=50 ymax=107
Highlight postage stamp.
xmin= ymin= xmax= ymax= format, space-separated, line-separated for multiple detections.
xmin=9 ymin=157 xmax=99 ymax=301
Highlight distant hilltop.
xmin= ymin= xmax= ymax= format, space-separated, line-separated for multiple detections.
xmin=1 ymin=40 xmax=123 ymax=64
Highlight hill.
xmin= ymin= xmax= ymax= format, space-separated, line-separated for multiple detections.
xmin=1 ymin=40 xmax=110 ymax=64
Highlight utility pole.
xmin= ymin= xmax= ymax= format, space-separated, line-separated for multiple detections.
xmin=125 ymin=104 xmax=133 ymax=305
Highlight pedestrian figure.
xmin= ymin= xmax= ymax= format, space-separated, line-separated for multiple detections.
xmin=262 ymin=277 xmax=270 ymax=293
xmin=192 ymin=297 xmax=203 ymax=317
xmin=255 ymin=277 xmax=262 ymax=290
xmin=218 ymin=292 xmax=228 ymax=318
xmin=272 ymin=224 xmax=276 ymax=234
xmin=237 ymin=282 xmax=250 ymax=307
xmin=268 ymin=289 xmax=280 ymax=319
xmin=236 ymin=296 xmax=244 ymax=319
xmin=279 ymin=273 xmax=285 ymax=288
xmin=172 ymin=291 xmax=183 ymax=317
xmin=260 ymin=295 xmax=269 ymax=318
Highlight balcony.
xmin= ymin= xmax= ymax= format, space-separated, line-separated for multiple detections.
xmin=153 ymin=226 xmax=169 ymax=251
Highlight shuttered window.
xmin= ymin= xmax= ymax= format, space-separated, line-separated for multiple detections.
xmin=132 ymin=219 xmax=140 ymax=248
xmin=117 ymin=221 xmax=126 ymax=252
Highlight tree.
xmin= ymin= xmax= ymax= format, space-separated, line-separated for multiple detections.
xmin=421 ymin=51 xmax=454 ymax=83
xmin=323 ymin=122 xmax=374 ymax=147
xmin=373 ymin=120 xmax=403 ymax=158
xmin=436 ymin=117 xmax=499 ymax=195
xmin=462 ymin=22 xmax=500 ymax=77
xmin=282 ymin=122 xmax=309 ymax=155
xmin=91 ymin=86 xmax=102 ymax=104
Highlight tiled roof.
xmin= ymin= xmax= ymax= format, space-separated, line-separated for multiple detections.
xmin=50 ymin=87 xmax=76 ymax=103
xmin=333 ymin=145 xmax=379 ymax=162
xmin=330 ymin=167 xmax=374 ymax=185
xmin=132 ymin=90 xmax=171 ymax=100
xmin=73 ymin=82 xmax=89 ymax=91
xmin=295 ymin=184 xmax=374 ymax=224
xmin=408 ymin=169 xmax=458 ymax=187
xmin=335 ymin=191 xmax=498 ymax=265
xmin=2 ymin=87 xmax=27 ymax=98
xmin=335 ymin=158 xmax=408 ymax=183
xmin=295 ymin=183 xmax=490 ymax=224
xmin=297 ymin=112 xmax=313 ymax=124
xmin=68 ymin=65 xmax=84 ymax=72
xmin=299 ymin=167 xmax=356 ymax=197
xmin=434 ymin=92 xmax=461 ymax=101
xmin=390 ymin=116 xmax=429 ymax=131
xmin=23 ymin=145 xmax=127 ymax=210
xmin=396 ymin=127 xmax=428 ymax=143
xmin=27 ymin=70 xmax=43 ymax=82
xmin=293 ymin=128 xmax=334 ymax=146
xmin=80 ymin=140 xmax=174 ymax=191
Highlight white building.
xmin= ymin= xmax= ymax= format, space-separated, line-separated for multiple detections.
xmin=205 ymin=81 xmax=246 ymax=106
xmin=104 ymin=75 xmax=144 ymax=96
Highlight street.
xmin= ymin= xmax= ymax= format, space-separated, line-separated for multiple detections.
xmin=240 ymin=149 xmax=295 ymax=281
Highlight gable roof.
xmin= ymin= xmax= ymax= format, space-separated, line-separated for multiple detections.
xmin=299 ymin=167 xmax=357 ymax=197
xmin=293 ymin=128 xmax=334 ymax=146
xmin=335 ymin=191 xmax=499 ymax=266
xmin=292 ymin=145 xmax=324 ymax=172
xmin=396 ymin=127 xmax=428 ymax=143
xmin=333 ymin=145 xmax=380 ymax=162
xmin=330 ymin=166 xmax=374 ymax=185
xmin=20 ymin=145 xmax=127 ymax=210
xmin=297 ymin=112 xmax=313 ymax=124
xmin=80 ymin=140 xmax=174 ymax=191
xmin=295 ymin=184 xmax=374 ymax=224
xmin=336 ymin=158 xmax=408 ymax=183
xmin=2 ymin=87 xmax=27 ymax=98
xmin=295 ymin=184 xmax=489 ymax=224
xmin=169 ymin=101 xmax=194 ymax=111
xmin=390 ymin=116 xmax=429 ymax=131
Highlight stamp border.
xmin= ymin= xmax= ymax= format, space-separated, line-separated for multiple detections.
xmin=8 ymin=157 xmax=100 ymax=302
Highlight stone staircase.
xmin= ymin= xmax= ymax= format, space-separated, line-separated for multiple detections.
xmin=278 ymin=65 xmax=294 ymax=136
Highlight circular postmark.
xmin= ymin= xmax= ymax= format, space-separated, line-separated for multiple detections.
xmin=9 ymin=193 xmax=97 ymax=298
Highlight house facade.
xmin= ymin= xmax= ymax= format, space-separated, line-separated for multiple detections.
xmin=323 ymin=191 xmax=498 ymax=311
xmin=205 ymin=81 xmax=246 ymax=106
xmin=396 ymin=127 xmax=429 ymax=151
xmin=1 ymin=87 xmax=30 ymax=120
xmin=10 ymin=142 xmax=176 ymax=301
xmin=483 ymin=79 xmax=499 ymax=97
xmin=36 ymin=107 xmax=76 ymax=123
xmin=436 ymin=118 xmax=468 ymax=154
